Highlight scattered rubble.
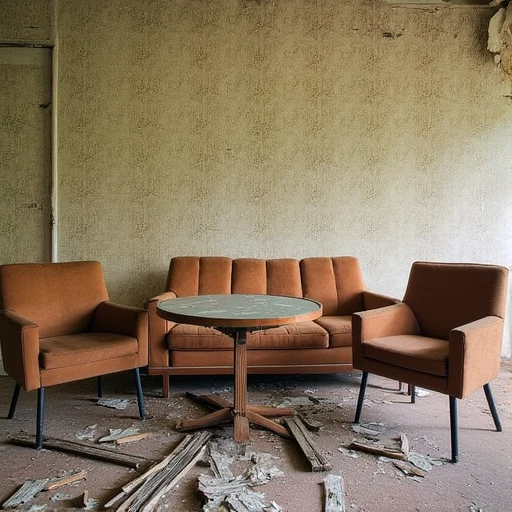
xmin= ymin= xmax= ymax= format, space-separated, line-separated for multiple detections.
xmin=323 ymin=474 xmax=346 ymax=512
xmin=96 ymin=398 xmax=130 ymax=410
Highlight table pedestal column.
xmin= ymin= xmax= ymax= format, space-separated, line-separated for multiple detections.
xmin=233 ymin=329 xmax=250 ymax=442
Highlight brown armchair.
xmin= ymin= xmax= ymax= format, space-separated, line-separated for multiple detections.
xmin=0 ymin=261 xmax=148 ymax=449
xmin=352 ymin=261 xmax=508 ymax=462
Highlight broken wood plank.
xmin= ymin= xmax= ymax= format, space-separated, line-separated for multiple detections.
xmin=400 ymin=432 xmax=410 ymax=459
xmin=323 ymin=474 xmax=346 ymax=512
xmin=393 ymin=459 xmax=427 ymax=478
xmin=45 ymin=470 xmax=88 ymax=490
xmin=298 ymin=413 xmax=323 ymax=431
xmin=185 ymin=392 xmax=232 ymax=410
xmin=348 ymin=440 xmax=406 ymax=461
xmin=10 ymin=435 xmax=150 ymax=469
xmin=115 ymin=432 xmax=151 ymax=445
xmin=283 ymin=417 xmax=331 ymax=472
xmin=112 ymin=431 xmax=212 ymax=512
xmin=2 ymin=478 xmax=49 ymax=508
xmin=140 ymin=445 xmax=207 ymax=512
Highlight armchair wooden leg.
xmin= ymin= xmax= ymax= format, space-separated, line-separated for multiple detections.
xmin=449 ymin=396 xmax=459 ymax=463
xmin=354 ymin=371 xmax=369 ymax=424
xmin=483 ymin=383 xmax=502 ymax=432
xmin=134 ymin=368 xmax=145 ymax=420
xmin=8 ymin=383 xmax=21 ymax=419
xmin=36 ymin=387 xmax=46 ymax=450
xmin=97 ymin=376 xmax=103 ymax=398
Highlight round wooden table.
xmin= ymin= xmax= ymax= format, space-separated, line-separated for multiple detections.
xmin=157 ymin=294 xmax=323 ymax=442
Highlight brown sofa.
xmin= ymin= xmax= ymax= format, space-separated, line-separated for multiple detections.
xmin=147 ymin=256 xmax=397 ymax=397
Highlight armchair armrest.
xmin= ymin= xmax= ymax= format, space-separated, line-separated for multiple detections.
xmin=448 ymin=316 xmax=504 ymax=399
xmin=92 ymin=301 xmax=149 ymax=366
xmin=352 ymin=303 xmax=420 ymax=369
xmin=0 ymin=310 xmax=41 ymax=391
xmin=362 ymin=291 xmax=400 ymax=311
xmin=146 ymin=291 xmax=177 ymax=368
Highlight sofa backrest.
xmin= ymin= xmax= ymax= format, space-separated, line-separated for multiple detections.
xmin=0 ymin=261 xmax=109 ymax=338
xmin=165 ymin=256 xmax=365 ymax=316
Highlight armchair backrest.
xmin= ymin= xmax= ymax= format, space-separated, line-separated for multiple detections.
xmin=403 ymin=262 xmax=508 ymax=340
xmin=0 ymin=261 xmax=109 ymax=338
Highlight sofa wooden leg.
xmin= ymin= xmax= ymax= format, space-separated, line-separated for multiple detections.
xmin=97 ymin=376 xmax=103 ymax=398
xmin=162 ymin=375 xmax=170 ymax=398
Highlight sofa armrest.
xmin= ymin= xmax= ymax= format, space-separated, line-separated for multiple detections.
xmin=0 ymin=310 xmax=41 ymax=391
xmin=448 ymin=316 xmax=504 ymax=399
xmin=93 ymin=301 xmax=149 ymax=366
xmin=146 ymin=291 xmax=177 ymax=368
xmin=352 ymin=303 xmax=420 ymax=369
xmin=362 ymin=291 xmax=400 ymax=311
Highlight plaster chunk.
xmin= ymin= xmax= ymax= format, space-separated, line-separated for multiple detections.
xmin=488 ymin=8 xmax=506 ymax=52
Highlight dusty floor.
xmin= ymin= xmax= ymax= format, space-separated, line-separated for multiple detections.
xmin=0 ymin=362 xmax=510 ymax=512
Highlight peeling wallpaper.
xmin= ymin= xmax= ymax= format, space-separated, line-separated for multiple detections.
xmin=1 ymin=0 xmax=512 ymax=355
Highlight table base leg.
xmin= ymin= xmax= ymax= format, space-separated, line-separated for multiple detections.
xmin=175 ymin=396 xmax=293 ymax=440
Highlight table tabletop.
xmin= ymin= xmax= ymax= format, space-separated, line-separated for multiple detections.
xmin=157 ymin=293 xmax=323 ymax=329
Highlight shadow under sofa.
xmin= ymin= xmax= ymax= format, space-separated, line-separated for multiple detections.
xmin=147 ymin=256 xmax=397 ymax=398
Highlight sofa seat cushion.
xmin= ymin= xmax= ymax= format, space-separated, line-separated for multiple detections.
xmin=167 ymin=321 xmax=328 ymax=351
xmin=363 ymin=335 xmax=449 ymax=376
xmin=40 ymin=333 xmax=139 ymax=369
xmin=248 ymin=321 xmax=328 ymax=350
xmin=167 ymin=324 xmax=233 ymax=350
xmin=314 ymin=316 xmax=352 ymax=347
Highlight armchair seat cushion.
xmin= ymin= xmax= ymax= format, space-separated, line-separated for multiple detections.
xmin=363 ymin=335 xmax=449 ymax=377
xmin=40 ymin=333 xmax=139 ymax=369
xmin=314 ymin=315 xmax=352 ymax=347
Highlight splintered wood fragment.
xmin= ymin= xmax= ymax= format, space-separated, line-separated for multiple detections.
xmin=349 ymin=440 xmax=406 ymax=460
xmin=2 ymin=478 xmax=49 ymax=508
xmin=323 ymin=474 xmax=346 ymax=512
xmin=185 ymin=392 xmax=232 ymax=410
xmin=80 ymin=490 xmax=89 ymax=507
xmin=10 ymin=435 xmax=149 ymax=468
xmin=115 ymin=432 xmax=151 ymax=445
xmin=113 ymin=431 xmax=212 ymax=512
xmin=393 ymin=460 xmax=427 ymax=478
xmin=284 ymin=417 xmax=331 ymax=472
xmin=298 ymin=413 xmax=323 ymax=431
xmin=400 ymin=433 xmax=410 ymax=459
xmin=45 ymin=470 xmax=88 ymax=490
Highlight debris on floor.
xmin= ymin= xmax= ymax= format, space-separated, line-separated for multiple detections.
xmin=283 ymin=417 xmax=332 ymax=472
xmin=1 ymin=470 xmax=90 ymax=509
xmin=98 ymin=427 xmax=141 ymax=443
xmin=105 ymin=431 xmax=211 ymax=511
xmin=45 ymin=470 xmax=88 ymax=490
xmin=96 ymin=398 xmax=130 ymax=410
xmin=323 ymin=473 xmax=346 ymax=512
xmin=9 ymin=434 xmax=149 ymax=469
xmin=76 ymin=425 xmax=97 ymax=441
xmin=1 ymin=479 xmax=49 ymax=508
xmin=199 ymin=437 xmax=285 ymax=512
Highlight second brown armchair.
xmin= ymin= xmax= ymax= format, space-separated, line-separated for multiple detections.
xmin=352 ymin=261 xmax=508 ymax=462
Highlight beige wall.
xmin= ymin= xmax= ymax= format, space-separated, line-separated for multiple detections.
xmin=1 ymin=0 xmax=511 ymax=355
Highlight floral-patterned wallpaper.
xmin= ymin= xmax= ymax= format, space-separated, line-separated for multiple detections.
xmin=2 ymin=0 xmax=511 ymax=355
